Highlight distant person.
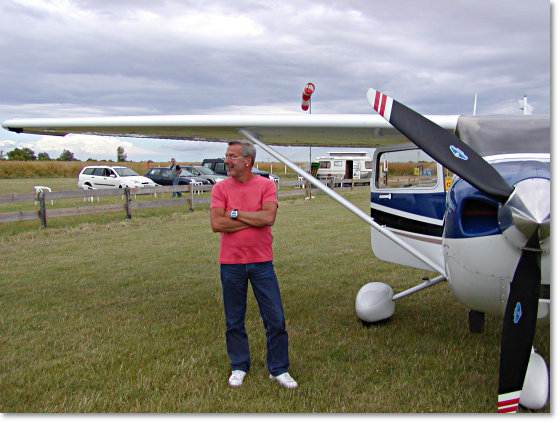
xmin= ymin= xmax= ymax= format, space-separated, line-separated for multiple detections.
xmin=210 ymin=140 xmax=297 ymax=389
xmin=169 ymin=158 xmax=182 ymax=198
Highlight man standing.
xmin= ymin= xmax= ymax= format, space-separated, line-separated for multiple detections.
xmin=210 ymin=140 xmax=297 ymax=389
xmin=169 ymin=158 xmax=182 ymax=198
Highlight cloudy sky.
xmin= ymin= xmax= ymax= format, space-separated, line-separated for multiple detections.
xmin=0 ymin=0 xmax=551 ymax=163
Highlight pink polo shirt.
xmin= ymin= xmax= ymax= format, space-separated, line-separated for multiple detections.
xmin=210 ymin=175 xmax=278 ymax=264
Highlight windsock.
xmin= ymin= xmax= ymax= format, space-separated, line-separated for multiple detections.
xmin=301 ymin=82 xmax=315 ymax=111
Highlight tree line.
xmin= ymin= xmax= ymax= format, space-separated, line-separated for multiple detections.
xmin=0 ymin=146 xmax=127 ymax=162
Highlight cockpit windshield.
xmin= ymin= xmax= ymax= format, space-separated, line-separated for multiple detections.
xmin=457 ymin=115 xmax=549 ymax=156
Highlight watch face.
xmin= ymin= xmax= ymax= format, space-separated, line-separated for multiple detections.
xmin=231 ymin=210 xmax=238 ymax=219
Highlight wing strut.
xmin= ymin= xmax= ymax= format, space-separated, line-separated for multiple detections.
xmin=239 ymin=129 xmax=447 ymax=276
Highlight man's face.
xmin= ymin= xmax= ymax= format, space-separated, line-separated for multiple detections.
xmin=171 ymin=159 xmax=176 ymax=165
xmin=224 ymin=144 xmax=249 ymax=178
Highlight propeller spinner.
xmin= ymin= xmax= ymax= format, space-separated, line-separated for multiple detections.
xmin=366 ymin=89 xmax=548 ymax=412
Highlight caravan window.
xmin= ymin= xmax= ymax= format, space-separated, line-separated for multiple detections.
xmin=333 ymin=161 xmax=342 ymax=167
xmin=376 ymin=149 xmax=438 ymax=189
xmin=319 ymin=161 xmax=331 ymax=169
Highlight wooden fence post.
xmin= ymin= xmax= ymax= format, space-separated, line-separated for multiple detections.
xmin=38 ymin=191 xmax=47 ymax=228
xmin=188 ymin=184 xmax=194 ymax=212
xmin=124 ymin=187 xmax=132 ymax=219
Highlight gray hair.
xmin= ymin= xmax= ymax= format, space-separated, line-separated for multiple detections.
xmin=228 ymin=140 xmax=256 ymax=165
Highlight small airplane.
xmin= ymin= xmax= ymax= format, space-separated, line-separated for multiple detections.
xmin=2 ymin=88 xmax=550 ymax=412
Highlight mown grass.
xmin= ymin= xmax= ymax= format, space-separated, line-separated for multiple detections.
xmin=0 ymin=184 xmax=550 ymax=413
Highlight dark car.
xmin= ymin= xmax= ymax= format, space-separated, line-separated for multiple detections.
xmin=201 ymin=158 xmax=280 ymax=182
xmin=251 ymin=168 xmax=280 ymax=182
xmin=144 ymin=167 xmax=211 ymax=186
xmin=201 ymin=158 xmax=227 ymax=175
xmin=182 ymin=165 xmax=226 ymax=184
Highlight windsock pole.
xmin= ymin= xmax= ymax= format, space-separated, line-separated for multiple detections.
xmin=301 ymin=82 xmax=316 ymax=199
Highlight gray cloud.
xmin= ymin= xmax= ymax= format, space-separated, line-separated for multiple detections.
xmin=0 ymin=0 xmax=550 ymax=162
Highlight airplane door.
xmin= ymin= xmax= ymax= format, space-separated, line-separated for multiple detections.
xmin=370 ymin=143 xmax=447 ymax=272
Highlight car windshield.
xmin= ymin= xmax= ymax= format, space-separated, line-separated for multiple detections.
xmin=195 ymin=167 xmax=215 ymax=175
xmin=181 ymin=170 xmax=196 ymax=177
xmin=114 ymin=167 xmax=139 ymax=177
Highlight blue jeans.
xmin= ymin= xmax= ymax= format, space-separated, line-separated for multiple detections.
xmin=220 ymin=261 xmax=289 ymax=376
xmin=171 ymin=177 xmax=182 ymax=197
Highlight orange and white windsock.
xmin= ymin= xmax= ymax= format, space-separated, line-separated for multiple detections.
xmin=301 ymin=82 xmax=315 ymax=111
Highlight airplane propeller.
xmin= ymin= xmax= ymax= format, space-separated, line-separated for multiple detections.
xmin=498 ymin=230 xmax=541 ymax=412
xmin=366 ymin=89 xmax=514 ymax=203
xmin=366 ymin=88 xmax=548 ymax=412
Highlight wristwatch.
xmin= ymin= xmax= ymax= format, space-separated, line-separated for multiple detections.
xmin=230 ymin=209 xmax=238 ymax=219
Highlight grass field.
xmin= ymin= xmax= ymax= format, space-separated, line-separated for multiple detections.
xmin=0 ymin=160 xmax=301 ymax=180
xmin=0 ymin=180 xmax=550 ymax=413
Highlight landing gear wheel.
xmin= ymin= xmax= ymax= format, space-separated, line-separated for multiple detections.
xmin=355 ymin=282 xmax=395 ymax=322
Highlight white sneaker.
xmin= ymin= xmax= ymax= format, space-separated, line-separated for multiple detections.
xmin=228 ymin=370 xmax=246 ymax=387
xmin=269 ymin=372 xmax=298 ymax=389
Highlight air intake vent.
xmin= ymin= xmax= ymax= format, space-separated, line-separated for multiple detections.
xmin=461 ymin=199 xmax=499 ymax=236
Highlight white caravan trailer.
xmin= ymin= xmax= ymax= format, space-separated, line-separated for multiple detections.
xmin=315 ymin=151 xmax=372 ymax=182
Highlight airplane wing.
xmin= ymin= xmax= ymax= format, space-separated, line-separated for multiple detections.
xmin=2 ymin=114 xmax=460 ymax=147
xmin=2 ymin=110 xmax=459 ymax=276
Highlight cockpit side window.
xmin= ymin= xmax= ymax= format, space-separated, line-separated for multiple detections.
xmin=376 ymin=149 xmax=439 ymax=189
